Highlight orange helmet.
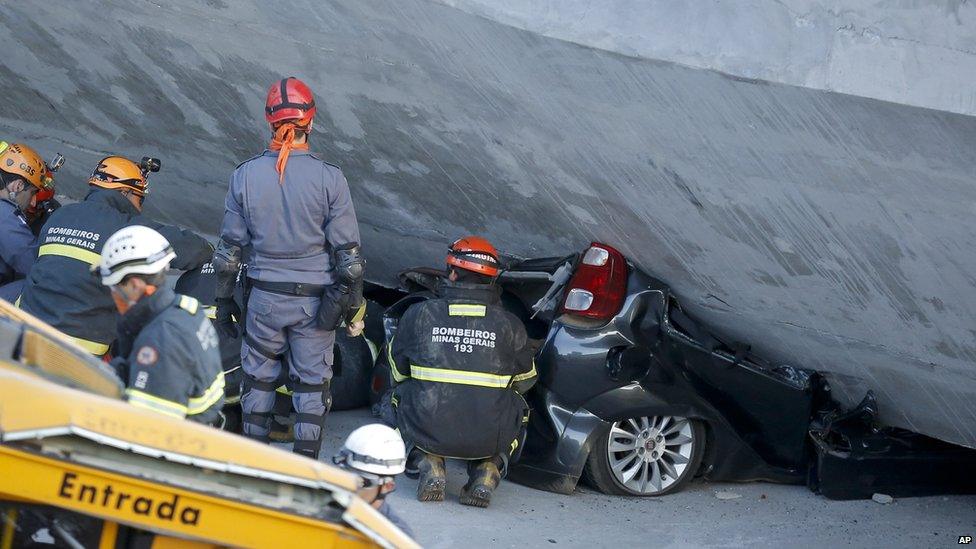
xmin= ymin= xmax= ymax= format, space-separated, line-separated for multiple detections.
xmin=88 ymin=156 xmax=148 ymax=197
xmin=447 ymin=236 xmax=501 ymax=277
xmin=265 ymin=77 xmax=316 ymax=127
xmin=0 ymin=141 xmax=53 ymax=191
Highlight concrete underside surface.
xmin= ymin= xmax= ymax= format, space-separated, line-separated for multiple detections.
xmin=318 ymin=409 xmax=976 ymax=549
xmin=1 ymin=1 xmax=975 ymax=447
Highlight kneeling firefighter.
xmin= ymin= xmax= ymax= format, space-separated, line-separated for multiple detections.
xmin=18 ymin=155 xmax=212 ymax=356
xmin=212 ymin=77 xmax=365 ymax=459
xmin=99 ymin=225 xmax=224 ymax=424
xmin=390 ymin=236 xmax=537 ymax=507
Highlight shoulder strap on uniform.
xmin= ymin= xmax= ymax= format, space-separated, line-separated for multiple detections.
xmin=307 ymin=153 xmax=341 ymax=170
xmin=176 ymin=294 xmax=200 ymax=315
xmin=235 ymin=152 xmax=265 ymax=170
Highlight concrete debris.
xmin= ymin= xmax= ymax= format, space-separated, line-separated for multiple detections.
xmin=871 ymin=493 xmax=894 ymax=505
xmin=715 ymin=491 xmax=743 ymax=500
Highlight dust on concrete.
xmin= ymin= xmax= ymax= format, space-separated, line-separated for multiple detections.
xmin=317 ymin=408 xmax=976 ymax=549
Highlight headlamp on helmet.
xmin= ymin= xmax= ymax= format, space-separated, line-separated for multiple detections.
xmin=0 ymin=141 xmax=56 ymax=191
xmin=89 ymin=155 xmax=160 ymax=198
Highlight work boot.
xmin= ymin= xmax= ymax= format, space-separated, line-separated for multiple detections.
xmin=459 ymin=459 xmax=500 ymax=508
xmin=404 ymin=448 xmax=422 ymax=479
xmin=268 ymin=415 xmax=294 ymax=443
xmin=416 ymin=453 xmax=446 ymax=502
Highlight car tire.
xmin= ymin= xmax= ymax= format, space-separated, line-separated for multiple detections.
xmin=585 ymin=415 xmax=705 ymax=496
xmin=330 ymin=331 xmax=377 ymax=411
xmin=222 ymin=405 xmax=242 ymax=435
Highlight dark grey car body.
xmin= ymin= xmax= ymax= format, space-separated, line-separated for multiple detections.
xmin=507 ymin=263 xmax=820 ymax=494
xmin=374 ymin=257 xmax=822 ymax=494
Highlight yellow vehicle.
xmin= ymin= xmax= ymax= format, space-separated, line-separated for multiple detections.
xmin=0 ymin=300 xmax=418 ymax=549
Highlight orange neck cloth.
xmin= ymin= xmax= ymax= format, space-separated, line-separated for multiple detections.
xmin=269 ymin=122 xmax=310 ymax=183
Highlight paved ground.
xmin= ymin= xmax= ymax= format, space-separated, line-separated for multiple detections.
xmin=304 ymin=408 xmax=976 ymax=549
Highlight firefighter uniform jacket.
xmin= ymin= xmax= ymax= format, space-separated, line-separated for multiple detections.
xmin=19 ymin=189 xmax=212 ymax=355
xmin=220 ymin=150 xmax=360 ymax=285
xmin=0 ymin=199 xmax=38 ymax=301
xmin=175 ymin=262 xmax=245 ymax=405
xmin=114 ymin=288 xmax=224 ymax=424
xmin=390 ymin=281 xmax=537 ymax=459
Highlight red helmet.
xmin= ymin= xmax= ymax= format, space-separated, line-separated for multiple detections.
xmin=446 ymin=236 xmax=500 ymax=277
xmin=265 ymin=77 xmax=316 ymax=127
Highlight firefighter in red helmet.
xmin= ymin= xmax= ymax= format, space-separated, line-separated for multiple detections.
xmin=389 ymin=236 xmax=537 ymax=508
xmin=213 ymin=77 xmax=365 ymax=460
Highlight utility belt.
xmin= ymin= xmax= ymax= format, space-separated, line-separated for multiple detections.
xmin=248 ymin=278 xmax=326 ymax=297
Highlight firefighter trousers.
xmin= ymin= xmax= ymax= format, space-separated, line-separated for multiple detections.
xmin=240 ymin=288 xmax=334 ymax=458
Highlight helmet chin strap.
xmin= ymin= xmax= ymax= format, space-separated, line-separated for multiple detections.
xmin=7 ymin=184 xmax=29 ymax=209
xmin=1 ymin=172 xmax=17 ymax=202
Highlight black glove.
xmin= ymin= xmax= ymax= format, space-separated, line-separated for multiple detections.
xmin=214 ymin=297 xmax=242 ymax=339
xmin=316 ymin=285 xmax=351 ymax=331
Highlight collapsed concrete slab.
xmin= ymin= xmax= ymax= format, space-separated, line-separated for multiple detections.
xmin=0 ymin=0 xmax=973 ymax=448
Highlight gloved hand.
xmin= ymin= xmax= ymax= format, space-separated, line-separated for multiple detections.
xmin=316 ymin=285 xmax=350 ymax=331
xmin=346 ymin=319 xmax=365 ymax=337
xmin=214 ymin=297 xmax=242 ymax=339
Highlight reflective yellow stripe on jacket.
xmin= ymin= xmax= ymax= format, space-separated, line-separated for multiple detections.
xmin=125 ymin=370 xmax=224 ymax=419
xmin=512 ymin=359 xmax=537 ymax=383
xmin=187 ymin=371 xmax=225 ymax=415
xmin=124 ymin=389 xmax=187 ymax=419
xmin=177 ymin=295 xmax=200 ymax=315
xmin=411 ymin=365 xmax=511 ymax=388
xmin=388 ymin=336 xmax=410 ymax=382
xmin=448 ymin=304 xmax=486 ymax=317
xmin=68 ymin=335 xmax=111 ymax=356
xmin=38 ymin=243 xmax=101 ymax=266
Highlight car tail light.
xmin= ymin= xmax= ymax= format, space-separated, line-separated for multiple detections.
xmin=559 ymin=242 xmax=628 ymax=321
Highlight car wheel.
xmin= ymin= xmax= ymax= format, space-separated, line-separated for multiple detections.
xmin=586 ymin=415 xmax=705 ymax=496
xmin=330 ymin=331 xmax=378 ymax=411
xmin=221 ymin=405 xmax=242 ymax=435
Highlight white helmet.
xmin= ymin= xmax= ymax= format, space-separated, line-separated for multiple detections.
xmin=333 ymin=424 xmax=406 ymax=477
xmin=98 ymin=225 xmax=176 ymax=286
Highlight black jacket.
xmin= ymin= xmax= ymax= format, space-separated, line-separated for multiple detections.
xmin=19 ymin=189 xmax=212 ymax=352
xmin=175 ymin=261 xmax=245 ymax=403
xmin=391 ymin=280 xmax=537 ymax=459
xmin=114 ymin=288 xmax=224 ymax=424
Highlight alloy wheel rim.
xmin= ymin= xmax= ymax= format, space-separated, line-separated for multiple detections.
xmin=607 ymin=415 xmax=694 ymax=494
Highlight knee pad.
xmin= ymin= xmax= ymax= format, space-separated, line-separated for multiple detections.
xmin=240 ymin=373 xmax=279 ymax=438
xmin=291 ymin=381 xmax=331 ymax=459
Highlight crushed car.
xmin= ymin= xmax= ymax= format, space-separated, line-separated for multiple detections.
xmin=367 ymin=242 xmax=976 ymax=499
